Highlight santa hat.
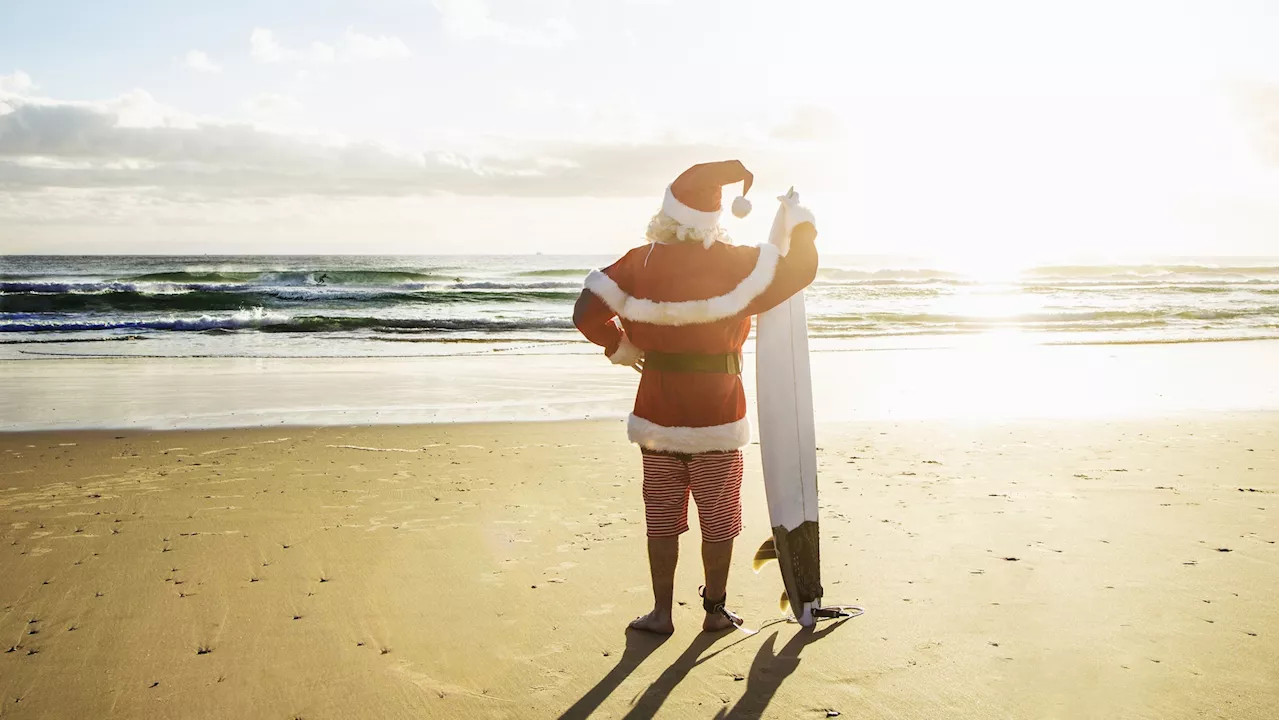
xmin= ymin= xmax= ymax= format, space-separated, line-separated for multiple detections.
xmin=662 ymin=160 xmax=753 ymax=230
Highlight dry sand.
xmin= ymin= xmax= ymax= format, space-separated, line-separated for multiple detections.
xmin=0 ymin=415 xmax=1275 ymax=719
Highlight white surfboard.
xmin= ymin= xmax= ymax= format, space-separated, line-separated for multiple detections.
xmin=753 ymin=189 xmax=824 ymax=627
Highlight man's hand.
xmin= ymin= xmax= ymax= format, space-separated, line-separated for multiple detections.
xmin=777 ymin=187 xmax=817 ymax=236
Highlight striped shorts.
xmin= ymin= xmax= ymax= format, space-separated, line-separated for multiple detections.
xmin=641 ymin=449 xmax=744 ymax=543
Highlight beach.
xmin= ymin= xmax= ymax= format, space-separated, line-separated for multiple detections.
xmin=3 ymin=250 xmax=1278 ymax=720
xmin=4 ymin=0 xmax=1278 ymax=715
xmin=1 ymin=341 xmax=1277 ymax=719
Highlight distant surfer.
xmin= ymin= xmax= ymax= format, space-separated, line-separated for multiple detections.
xmin=316 ymin=273 xmax=331 ymax=285
xmin=573 ymin=161 xmax=818 ymax=633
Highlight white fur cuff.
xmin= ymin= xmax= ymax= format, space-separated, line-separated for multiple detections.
xmin=786 ymin=205 xmax=816 ymax=234
xmin=608 ymin=336 xmax=644 ymax=366
xmin=627 ymin=414 xmax=751 ymax=453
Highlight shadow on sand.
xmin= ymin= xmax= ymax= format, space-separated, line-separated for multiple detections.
xmin=619 ymin=630 xmax=725 ymax=719
xmin=714 ymin=618 xmax=850 ymax=719
xmin=556 ymin=629 xmax=669 ymax=720
xmin=559 ymin=617 xmax=848 ymax=719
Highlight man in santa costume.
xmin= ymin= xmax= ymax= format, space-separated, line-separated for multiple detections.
xmin=573 ymin=160 xmax=818 ymax=633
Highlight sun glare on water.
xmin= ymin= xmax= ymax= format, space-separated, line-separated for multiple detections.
xmin=930 ymin=253 xmax=1050 ymax=349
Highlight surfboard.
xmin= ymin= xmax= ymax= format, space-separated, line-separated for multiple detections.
xmin=753 ymin=189 xmax=824 ymax=627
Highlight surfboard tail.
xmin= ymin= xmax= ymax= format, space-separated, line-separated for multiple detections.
xmin=772 ymin=520 xmax=824 ymax=619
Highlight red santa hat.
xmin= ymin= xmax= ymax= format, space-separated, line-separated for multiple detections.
xmin=662 ymin=160 xmax=754 ymax=230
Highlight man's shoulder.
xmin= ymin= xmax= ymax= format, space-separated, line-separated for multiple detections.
xmin=603 ymin=245 xmax=654 ymax=271
xmin=607 ymin=242 xmax=765 ymax=279
xmin=716 ymin=241 xmax=765 ymax=258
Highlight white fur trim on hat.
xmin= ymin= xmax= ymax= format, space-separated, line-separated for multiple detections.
xmin=730 ymin=195 xmax=752 ymax=218
xmin=627 ymin=414 xmax=751 ymax=453
xmin=583 ymin=244 xmax=780 ymax=326
xmin=607 ymin=336 xmax=644 ymax=366
xmin=662 ymin=185 xmax=721 ymax=230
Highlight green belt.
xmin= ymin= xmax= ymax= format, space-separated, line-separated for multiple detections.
xmin=644 ymin=351 xmax=743 ymax=375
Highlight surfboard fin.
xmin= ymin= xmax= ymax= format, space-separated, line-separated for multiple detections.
xmin=752 ymin=537 xmax=778 ymax=573
xmin=779 ymin=590 xmax=790 ymax=614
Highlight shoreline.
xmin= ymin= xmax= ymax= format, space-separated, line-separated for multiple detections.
xmin=2 ymin=340 xmax=1277 ymax=432
xmin=4 ymin=332 xmax=1277 ymax=355
xmin=1 ymin=407 xmax=1275 ymax=438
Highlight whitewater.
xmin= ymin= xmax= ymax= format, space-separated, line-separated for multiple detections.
xmin=1 ymin=254 xmax=1275 ymax=359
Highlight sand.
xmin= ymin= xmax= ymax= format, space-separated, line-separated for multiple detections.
xmin=0 ymin=415 xmax=1276 ymax=719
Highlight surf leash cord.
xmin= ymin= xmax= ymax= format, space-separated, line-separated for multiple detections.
xmin=700 ymin=585 xmax=757 ymax=635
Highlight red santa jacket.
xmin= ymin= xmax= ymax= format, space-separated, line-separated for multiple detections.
xmin=574 ymin=229 xmax=818 ymax=453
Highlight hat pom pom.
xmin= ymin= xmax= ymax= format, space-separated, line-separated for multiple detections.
xmin=730 ymin=195 xmax=752 ymax=218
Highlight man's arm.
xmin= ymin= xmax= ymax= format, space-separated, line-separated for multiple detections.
xmin=573 ymin=289 xmax=644 ymax=370
xmin=741 ymin=222 xmax=819 ymax=317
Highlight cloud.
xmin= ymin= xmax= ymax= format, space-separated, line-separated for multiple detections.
xmin=184 ymin=50 xmax=222 ymax=73
xmin=770 ymin=105 xmax=846 ymax=142
xmin=342 ymin=31 xmax=412 ymax=59
xmin=431 ymin=0 xmax=574 ymax=47
xmin=0 ymin=71 xmax=34 ymax=117
xmin=0 ymin=77 xmax=838 ymax=227
xmin=247 ymin=93 xmax=304 ymax=115
xmin=250 ymin=28 xmax=336 ymax=64
xmin=250 ymin=28 xmax=287 ymax=63
xmin=0 ymin=70 xmax=35 ymax=94
xmin=250 ymin=27 xmax=410 ymax=65
xmin=0 ymin=88 xmax=808 ymax=204
xmin=109 ymin=89 xmax=199 ymax=129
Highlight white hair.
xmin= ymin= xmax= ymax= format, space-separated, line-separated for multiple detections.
xmin=644 ymin=211 xmax=731 ymax=248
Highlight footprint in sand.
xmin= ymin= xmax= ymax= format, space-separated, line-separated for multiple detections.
xmin=584 ymin=603 xmax=616 ymax=617
xmin=516 ymin=642 xmax=567 ymax=661
xmin=387 ymin=660 xmax=511 ymax=703
xmin=531 ymin=668 xmax=573 ymax=694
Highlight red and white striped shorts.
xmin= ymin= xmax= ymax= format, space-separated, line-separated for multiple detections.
xmin=641 ymin=449 xmax=744 ymax=543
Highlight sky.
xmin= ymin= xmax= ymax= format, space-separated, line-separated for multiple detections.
xmin=0 ymin=0 xmax=1276 ymax=258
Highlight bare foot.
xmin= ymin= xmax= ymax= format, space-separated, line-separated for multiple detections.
xmin=703 ymin=610 xmax=744 ymax=633
xmin=627 ymin=610 xmax=674 ymax=635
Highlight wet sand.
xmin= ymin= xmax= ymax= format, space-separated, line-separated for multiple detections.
xmin=1 ymin=415 xmax=1275 ymax=718
xmin=4 ymin=340 xmax=1276 ymax=431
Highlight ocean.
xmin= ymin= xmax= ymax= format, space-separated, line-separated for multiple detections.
xmin=1 ymin=254 xmax=1276 ymax=360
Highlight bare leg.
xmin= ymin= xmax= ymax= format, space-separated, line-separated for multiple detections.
xmin=701 ymin=538 xmax=741 ymax=631
xmin=628 ymin=536 xmax=678 ymax=634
